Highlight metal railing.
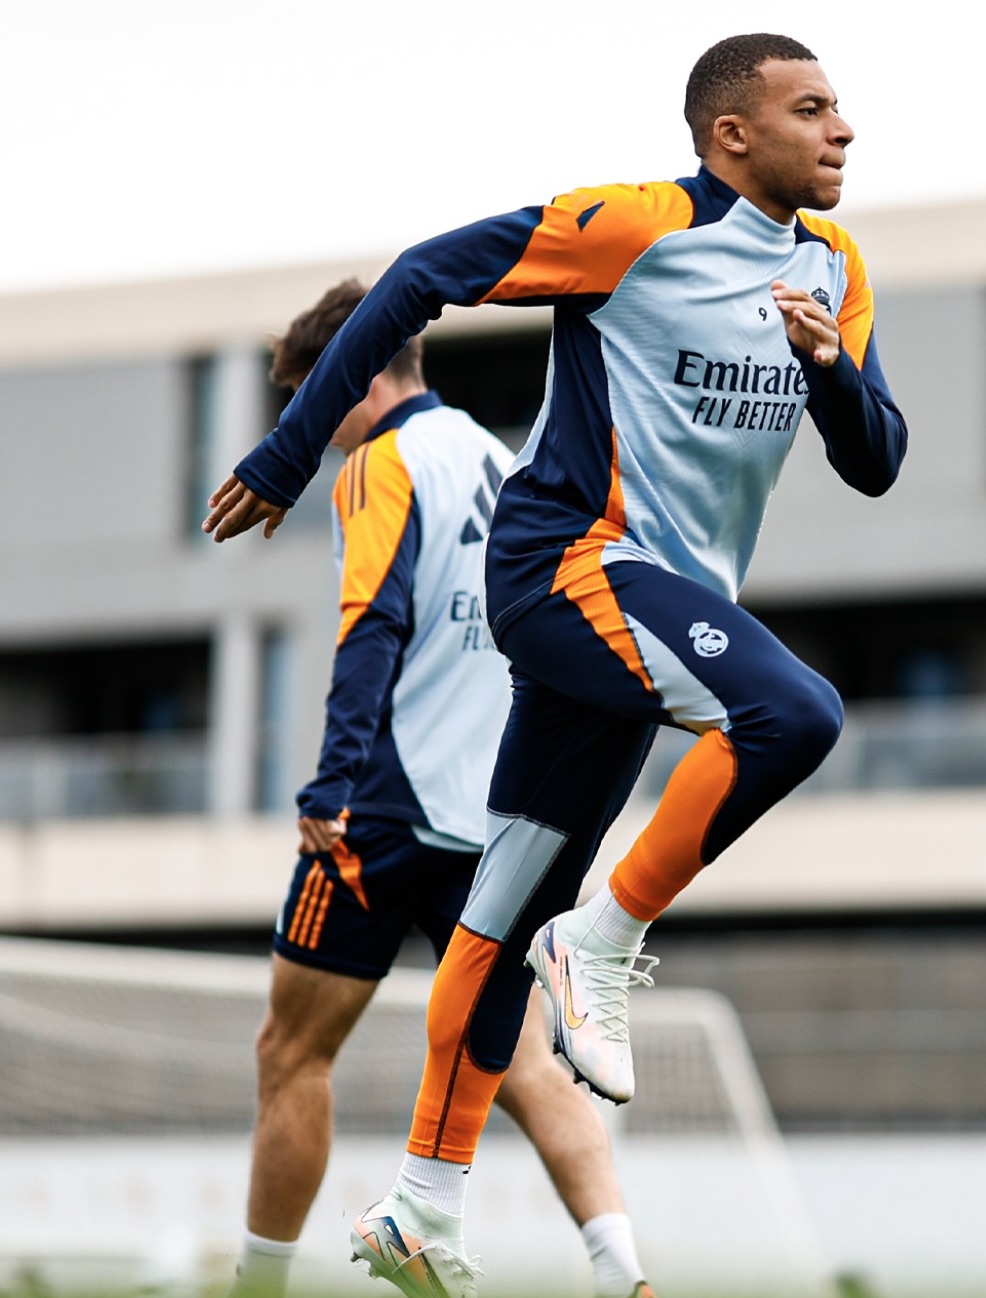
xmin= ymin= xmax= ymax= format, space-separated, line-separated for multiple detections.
xmin=0 ymin=734 xmax=207 ymax=821
xmin=2 ymin=697 xmax=986 ymax=822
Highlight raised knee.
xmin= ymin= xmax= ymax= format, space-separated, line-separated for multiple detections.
xmin=798 ymin=675 xmax=844 ymax=757
xmin=771 ymin=672 xmax=843 ymax=776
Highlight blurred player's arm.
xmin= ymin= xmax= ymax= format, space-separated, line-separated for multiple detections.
xmin=296 ymin=442 xmax=418 ymax=838
xmin=296 ymin=813 xmax=348 ymax=854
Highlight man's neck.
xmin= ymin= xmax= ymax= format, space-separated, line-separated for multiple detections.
xmin=700 ymin=160 xmax=796 ymax=226
xmin=363 ymin=378 xmax=427 ymax=426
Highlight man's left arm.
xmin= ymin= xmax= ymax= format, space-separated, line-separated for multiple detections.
xmin=772 ymin=263 xmax=908 ymax=497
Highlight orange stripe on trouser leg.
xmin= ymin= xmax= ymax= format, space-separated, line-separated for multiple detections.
xmin=610 ymin=729 xmax=738 ymax=920
xmin=551 ymin=538 xmax=653 ymax=692
xmin=407 ymin=926 xmax=504 ymax=1163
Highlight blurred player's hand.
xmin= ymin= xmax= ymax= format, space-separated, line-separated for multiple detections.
xmin=297 ymin=816 xmax=348 ymax=853
xmin=771 ymin=280 xmax=841 ymax=367
xmin=202 ymin=474 xmax=288 ymax=541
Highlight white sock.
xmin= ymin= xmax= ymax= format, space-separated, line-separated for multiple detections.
xmin=230 ymin=1230 xmax=297 ymax=1298
xmin=396 ymin=1152 xmax=470 ymax=1219
xmin=583 ymin=884 xmax=649 ymax=950
xmin=581 ymin=1212 xmax=646 ymax=1298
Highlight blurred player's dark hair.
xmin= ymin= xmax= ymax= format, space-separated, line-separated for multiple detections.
xmin=269 ymin=277 xmax=424 ymax=391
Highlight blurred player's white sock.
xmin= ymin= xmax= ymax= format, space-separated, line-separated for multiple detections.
xmin=229 ymin=1230 xmax=297 ymax=1298
xmin=397 ymin=1152 xmax=470 ymax=1218
xmin=581 ymin=1212 xmax=647 ymax=1298
xmin=584 ymin=883 xmax=650 ymax=950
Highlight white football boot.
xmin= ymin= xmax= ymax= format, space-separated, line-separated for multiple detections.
xmin=527 ymin=907 xmax=658 ymax=1103
xmin=351 ymin=1186 xmax=481 ymax=1298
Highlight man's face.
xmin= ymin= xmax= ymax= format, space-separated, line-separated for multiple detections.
xmin=736 ymin=58 xmax=854 ymax=221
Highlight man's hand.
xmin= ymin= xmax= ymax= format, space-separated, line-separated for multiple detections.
xmin=201 ymin=474 xmax=288 ymax=542
xmin=771 ymin=280 xmax=841 ymax=367
xmin=297 ymin=815 xmax=348 ymax=854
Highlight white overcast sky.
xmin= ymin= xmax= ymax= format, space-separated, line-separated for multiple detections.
xmin=1 ymin=0 xmax=979 ymax=295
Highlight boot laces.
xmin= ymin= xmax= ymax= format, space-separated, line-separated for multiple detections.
xmin=576 ymin=950 xmax=660 ymax=1042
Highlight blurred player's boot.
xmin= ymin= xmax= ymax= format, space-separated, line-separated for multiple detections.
xmin=527 ymin=907 xmax=659 ymax=1103
xmin=351 ymin=1185 xmax=481 ymax=1298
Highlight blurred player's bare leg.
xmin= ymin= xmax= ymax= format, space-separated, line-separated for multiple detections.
xmin=232 ymin=954 xmax=377 ymax=1295
xmin=496 ymin=987 xmax=625 ymax=1223
xmin=495 ymin=987 xmax=647 ymax=1297
xmin=249 ymin=954 xmax=376 ymax=1235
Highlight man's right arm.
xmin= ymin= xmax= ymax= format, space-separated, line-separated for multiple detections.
xmin=207 ymin=183 xmax=676 ymax=528
xmin=230 ymin=209 xmax=545 ymax=513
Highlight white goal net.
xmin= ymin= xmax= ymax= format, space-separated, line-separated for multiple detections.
xmin=0 ymin=937 xmax=835 ymax=1297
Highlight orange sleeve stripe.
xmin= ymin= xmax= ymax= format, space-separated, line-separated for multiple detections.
xmin=478 ymin=182 xmax=694 ymax=304
xmin=336 ymin=432 xmax=414 ymax=645
xmin=798 ymin=213 xmax=874 ymax=369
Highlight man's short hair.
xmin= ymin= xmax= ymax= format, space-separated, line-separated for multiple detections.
xmin=684 ymin=33 xmax=817 ymax=158
xmin=269 ymin=277 xmax=424 ymax=389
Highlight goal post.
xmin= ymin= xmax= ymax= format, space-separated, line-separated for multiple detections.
xmin=0 ymin=936 xmax=835 ymax=1296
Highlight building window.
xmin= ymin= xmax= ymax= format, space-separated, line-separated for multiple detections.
xmin=184 ymin=355 xmax=221 ymax=539
xmin=0 ymin=641 xmax=210 ymax=820
xmin=257 ymin=627 xmax=297 ymax=814
xmin=423 ymin=328 xmax=551 ymax=451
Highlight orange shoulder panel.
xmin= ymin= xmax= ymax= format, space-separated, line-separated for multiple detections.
xmin=335 ymin=432 xmax=414 ymax=645
xmin=479 ymin=181 xmax=694 ymax=304
xmin=798 ymin=212 xmax=874 ymax=368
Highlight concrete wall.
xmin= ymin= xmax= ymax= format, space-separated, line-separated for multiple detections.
xmin=1 ymin=788 xmax=984 ymax=932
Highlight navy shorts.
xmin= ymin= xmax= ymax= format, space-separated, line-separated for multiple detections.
xmin=271 ymin=816 xmax=481 ymax=980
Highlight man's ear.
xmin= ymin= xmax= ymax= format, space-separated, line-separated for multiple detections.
xmin=711 ymin=114 xmax=749 ymax=156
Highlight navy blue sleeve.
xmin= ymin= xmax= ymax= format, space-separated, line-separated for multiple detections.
xmin=296 ymin=504 xmax=420 ymax=820
xmin=235 ymin=209 xmax=544 ymax=507
xmin=801 ymin=333 xmax=908 ymax=496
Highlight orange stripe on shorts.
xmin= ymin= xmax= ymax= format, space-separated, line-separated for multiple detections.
xmin=307 ymin=878 xmax=334 ymax=949
xmin=330 ymin=838 xmax=369 ymax=910
xmin=287 ymin=859 xmax=324 ymax=944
